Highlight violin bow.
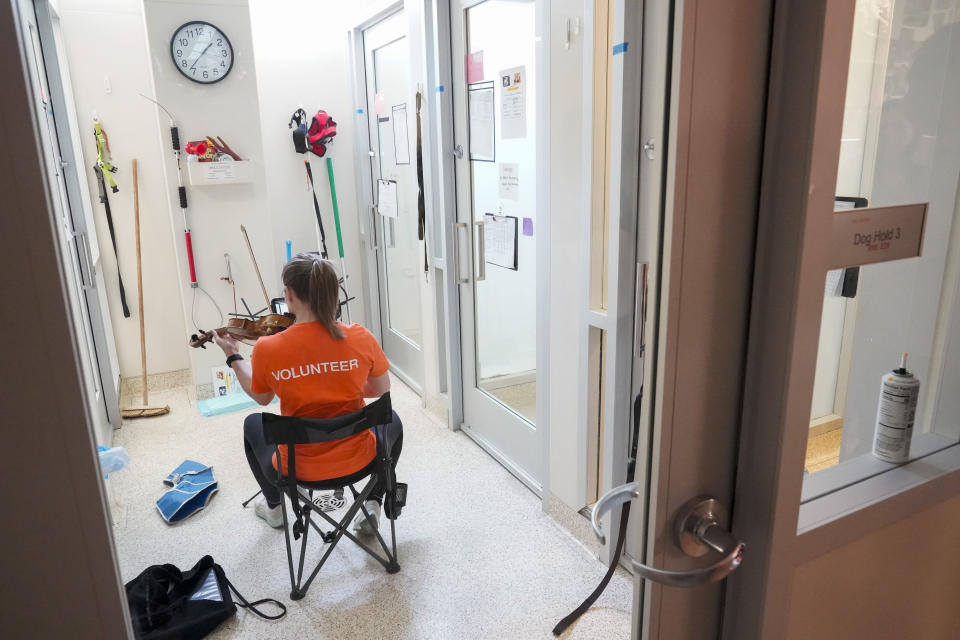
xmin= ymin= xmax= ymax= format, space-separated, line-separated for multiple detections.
xmin=240 ymin=224 xmax=272 ymax=308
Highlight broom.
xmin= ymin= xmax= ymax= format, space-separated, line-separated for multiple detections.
xmin=122 ymin=158 xmax=170 ymax=419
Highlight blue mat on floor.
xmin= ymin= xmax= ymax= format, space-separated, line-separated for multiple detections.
xmin=197 ymin=394 xmax=276 ymax=417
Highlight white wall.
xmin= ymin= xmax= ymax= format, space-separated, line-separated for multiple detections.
xmin=59 ymin=0 xmax=189 ymax=379
xmin=140 ymin=0 xmax=282 ymax=389
xmin=249 ymin=0 xmax=375 ymax=329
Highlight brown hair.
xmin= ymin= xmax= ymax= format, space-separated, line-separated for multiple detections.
xmin=281 ymin=253 xmax=344 ymax=339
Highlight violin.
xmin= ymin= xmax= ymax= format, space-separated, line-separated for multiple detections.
xmin=189 ymin=313 xmax=294 ymax=349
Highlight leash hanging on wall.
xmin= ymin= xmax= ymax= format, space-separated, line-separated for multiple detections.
xmin=415 ymin=87 xmax=428 ymax=276
xmin=92 ymin=118 xmax=131 ymax=318
xmin=139 ymin=93 xmax=223 ymax=331
xmin=552 ymin=387 xmax=645 ymax=635
xmin=288 ymin=107 xmax=354 ymax=322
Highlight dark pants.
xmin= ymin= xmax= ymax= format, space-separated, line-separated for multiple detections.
xmin=243 ymin=411 xmax=404 ymax=508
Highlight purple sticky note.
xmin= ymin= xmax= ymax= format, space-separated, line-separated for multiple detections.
xmin=522 ymin=218 xmax=534 ymax=236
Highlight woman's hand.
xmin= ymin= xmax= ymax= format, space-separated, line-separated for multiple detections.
xmin=212 ymin=330 xmax=241 ymax=357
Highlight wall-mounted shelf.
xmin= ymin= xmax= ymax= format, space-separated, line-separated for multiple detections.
xmin=187 ymin=160 xmax=253 ymax=186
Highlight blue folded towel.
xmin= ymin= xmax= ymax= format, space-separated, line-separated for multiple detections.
xmin=157 ymin=460 xmax=219 ymax=523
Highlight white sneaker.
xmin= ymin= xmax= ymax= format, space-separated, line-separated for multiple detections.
xmin=254 ymin=498 xmax=284 ymax=529
xmin=352 ymin=500 xmax=381 ymax=536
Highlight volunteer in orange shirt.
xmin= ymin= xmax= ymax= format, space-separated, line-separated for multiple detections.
xmin=211 ymin=253 xmax=402 ymax=534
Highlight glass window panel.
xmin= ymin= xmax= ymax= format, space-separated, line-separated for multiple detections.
xmin=373 ymin=36 xmax=423 ymax=348
xmin=804 ymin=1 xmax=960 ymax=495
xmin=467 ymin=0 xmax=538 ymax=424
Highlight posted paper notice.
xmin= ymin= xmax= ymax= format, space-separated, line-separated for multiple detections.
xmin=499 ymin=163 xmax=519 ymax=200
xmin=483 ymin=213 xmax=518 ymax=270
xmin=468 ymin=82 xmax=496 ymax=162
xmin=377 ymin=179 xmax=399 ymax=218
xmin=499 ymin=65 xmax=526 ymax=139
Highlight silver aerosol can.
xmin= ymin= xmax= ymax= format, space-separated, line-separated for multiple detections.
xmin=872 ymin=352 xmax=920 ymax=463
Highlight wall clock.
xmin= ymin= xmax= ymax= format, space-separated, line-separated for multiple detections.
xmin=170 ymin=21 xmax=233 ymax=84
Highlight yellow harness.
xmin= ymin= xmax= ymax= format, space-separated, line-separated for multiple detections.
xmin=93 ymin=119 xmax=118 ymax=192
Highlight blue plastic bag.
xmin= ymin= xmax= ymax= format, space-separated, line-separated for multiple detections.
xmin=98 ymin=446 xmax=130 ymax=479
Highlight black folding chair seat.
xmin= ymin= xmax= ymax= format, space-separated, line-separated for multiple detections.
xmin=262 ymin=392 xmax=405 ymax=600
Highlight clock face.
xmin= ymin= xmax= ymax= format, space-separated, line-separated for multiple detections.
xmin=170 ymin=21 xmax=233 ymax=84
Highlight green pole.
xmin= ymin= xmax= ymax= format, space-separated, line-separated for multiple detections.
xmin=326 ymin=157 xmax=345 ymax=259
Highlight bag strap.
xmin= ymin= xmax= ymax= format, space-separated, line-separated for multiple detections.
xmin=303 ymin=161 xmax=330 ymax=259
xmin=225 ymin=577 xmax=287 ymax=621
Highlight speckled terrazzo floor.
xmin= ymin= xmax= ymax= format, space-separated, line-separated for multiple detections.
xmin=108 ymin=376 xmax=633 ymax=639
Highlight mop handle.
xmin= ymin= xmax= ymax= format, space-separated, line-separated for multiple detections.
xmin=326 ymin=157 xmax=345 ymax=259
xmin=133 ymin=159 xmax=148 ymax=406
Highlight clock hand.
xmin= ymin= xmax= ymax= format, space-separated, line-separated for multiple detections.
xmin=190 ymin=43 xmax=214 ymax=71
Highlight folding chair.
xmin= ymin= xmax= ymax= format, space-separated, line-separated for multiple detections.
xmin=262 ymin=392 xmax=406 ymax=600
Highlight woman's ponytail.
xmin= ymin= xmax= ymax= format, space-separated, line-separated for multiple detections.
xmin=282 ymin=253 xmax=344 ymax=339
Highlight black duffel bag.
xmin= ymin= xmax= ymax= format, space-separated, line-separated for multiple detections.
xmin=125 ymin=555 xmax=286 ymax=639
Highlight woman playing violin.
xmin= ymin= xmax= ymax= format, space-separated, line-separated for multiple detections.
xmin=211 ymin=253 xmax=402 ymax=533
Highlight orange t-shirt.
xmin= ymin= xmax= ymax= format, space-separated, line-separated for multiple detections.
xmin=250 ymin=321 xmax=389 ymax=481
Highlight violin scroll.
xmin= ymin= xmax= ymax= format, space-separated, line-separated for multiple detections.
xmin=189 ymin=330 xmax=215 ymax=349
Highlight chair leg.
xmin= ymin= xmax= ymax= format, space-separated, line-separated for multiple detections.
xmin=294 ymin=507 xmax=313 ymax=594
xmin=276 ymin=475 xmax=401 ymax=599
xmin=385 ymin=515 xmax=400 ymax=573
xmin=278 ymin=492 xmax=303 ymax=601
xmin=297 ymin=493 xmax=371 ymax=595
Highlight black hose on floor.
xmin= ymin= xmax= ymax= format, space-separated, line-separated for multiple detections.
xmin=552 ymin=501 xmax=630 ymax=636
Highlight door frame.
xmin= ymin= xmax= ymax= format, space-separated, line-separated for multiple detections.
xmin=349 ymin=0 xmax=443 ymax=398
xmin=349 ymin=0 xmax=406 ymax=380
xmin=636 ymin=0 xmax=775 ymax=637
xmin=725 ymin=1 xmax=960 ymax=637
xmin=32 ymin=0 xmax=121 ymax=435
xmin=356 ymin=6 xmax=426 ymax=394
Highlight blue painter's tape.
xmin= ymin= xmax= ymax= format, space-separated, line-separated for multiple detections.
xmin=356 ymin=108 xmax=364 ymax=114
xmin=436 ymin=85 xmax=445 ymax=92
xmin=612 ymin=42 xmax=628 ymax=55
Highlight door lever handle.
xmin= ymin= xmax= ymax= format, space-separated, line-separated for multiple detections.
xmin=591 ymin=485 xmax=745 ymax=588
xmin=453 ymin=222 xmax=470 ymax=284
xmin=474 ymin=219 xmax=486 ymax=281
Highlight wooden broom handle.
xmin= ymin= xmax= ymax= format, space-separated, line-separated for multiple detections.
xmin=133 ymin=159 xmax=148 ymax=406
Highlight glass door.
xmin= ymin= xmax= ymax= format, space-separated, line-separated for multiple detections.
xmin=451 ymin=0 xmax=542 ymax=487
xmin=21 ymin=0 xmax=116 ymax=434
xmin=363 ymin=10 xmax=425 ymax=392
